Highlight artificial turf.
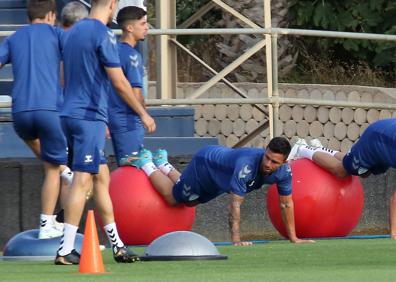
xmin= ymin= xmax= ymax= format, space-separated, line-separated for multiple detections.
xmin=1 ymin=238 xmax=396 ymax=282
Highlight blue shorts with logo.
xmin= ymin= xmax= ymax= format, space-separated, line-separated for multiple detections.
xmin=61 ymin=117 xmax=107 ymax=174
xmin=110 ymin=125 xmax=144 ymax=166
xmin=342 ymin=123 xmax=377 ymax=176
xmin=172 ymin=177 xmax=202 ymax=205
xmin=13 ymin=110 xmax=67 ymax=165
xmin=342 ymin=127 xmax=389 ymax=176
xmin=342 ymin=149 xmax=368 ymax=176
xmin=172 ymin=158 xmax=216 ymax=205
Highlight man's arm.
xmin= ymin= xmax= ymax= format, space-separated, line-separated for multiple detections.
xmin=389 ymin=190 xmax=396 ymax=238
xmin=106 ymin=67 xmax=155 ymax=133
xmin=279 ymin=195 xmax=315 ymax=244
xmin=228 ymin=193 xmax=252 ymax=246
xmin=132 ymin=87 xmax=145 ymax=108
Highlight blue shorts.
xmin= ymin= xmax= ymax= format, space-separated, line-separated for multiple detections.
xmin=61 ymin=117 xmax=107 ymax=174
xmin=172 ymin=177 xmax=201 ymax=205
xmin=342 ymin=152 xmax=367 ymax=176
xmin=342 ymin=127 xmax=372 ymax=176
xmin=12 ymin=110 xmax=67 ymax=165
xmin=110 ymin=126 xmax=144 ymax=166
xmin=172 ymin=158 xmax=211 ymax=205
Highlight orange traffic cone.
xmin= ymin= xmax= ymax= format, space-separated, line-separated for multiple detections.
xmin=79 ymin=210 xmax=105 ymax=274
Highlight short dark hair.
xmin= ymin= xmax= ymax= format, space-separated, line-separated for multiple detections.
xmin=61 ymin=1 xmax=88 ymax=28
xmin=27 ymin=0 xmax=56 ymax=22
xmin=267 ymin=137 xmax=291 ymax=160
xmin=116 ymin=6 xmax=147 ymax=31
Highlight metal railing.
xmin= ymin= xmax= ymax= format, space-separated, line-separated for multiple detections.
xmin=1 ymin=26 xmax=396 ymax=138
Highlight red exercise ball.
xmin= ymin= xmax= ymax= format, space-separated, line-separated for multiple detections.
xmin=109 ymin=166 xmax=195 ymax=245
xmin=267 ymin=159 xmax=364 ymax=238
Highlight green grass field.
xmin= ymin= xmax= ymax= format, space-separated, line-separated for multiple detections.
xmin=1 ymin=239 xmax=396 ymax=282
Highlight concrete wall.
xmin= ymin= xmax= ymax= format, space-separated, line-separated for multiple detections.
xmin=148 ymin=82 xmax=396 ymax=150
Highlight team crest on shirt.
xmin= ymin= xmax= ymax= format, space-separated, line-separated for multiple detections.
xmin=107 ymin=30 xmax=117 ymax=45
xmin=130 ymin=55 xmax=139 ymax=67
xmin=238 ymin=165 xmax=252 ymax=179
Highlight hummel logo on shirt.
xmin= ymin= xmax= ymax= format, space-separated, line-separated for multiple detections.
xmin=107 ymin=30 xmax=117 ymax=45
xmin=238 ymin=165 xmax=252 ymax=179
xmin=130 ymin=55 xmax=139 ymax=67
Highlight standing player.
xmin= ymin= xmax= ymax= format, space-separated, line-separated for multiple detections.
xmin=288 ymin=118 xmax=396 ymax=239
xmin=53 ymin=0 xmax=90 ymax=224
xmin=0 ymin=0 xmax=73 ymax=239
xmin=108 ymin=6 xmax=148 ymax=166
xmin=114 ymin=1 xmax=149 ymax=99
xmin=55 ymin=0 xmax=155 ymax=265
xmin=128 ymin=137 xmax=315 ymax=245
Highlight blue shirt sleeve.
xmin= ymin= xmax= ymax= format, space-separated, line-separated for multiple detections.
xmin=124 ymin=52 xmax=143 ymax=88
xmin=0 ymin=37 xmax=11 ymax=66
xmin=98 ymin=30 xmax=121 ymax=68
xmin=276 ymin=164 xmax=292 ymax=196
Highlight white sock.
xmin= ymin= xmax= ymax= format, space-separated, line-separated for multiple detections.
xmin=40 ymin=214 xmax=54 ymax=229
xmin=58 ymin=223 xmax=78 ymax=256
xmin=142 ymin=162 xmax=158 ymax=177
xmin=298 ymin=146 xmax=316 ymax=160
xmin=300 ymin=146 xmax=339 ymax=160
xmin=314 ymin=147 xmax=338 ymax=157
xmin=104 ymin=222 xmax=124 ymax=248
xmin=158 ymin=163 xmax=175 ymax=176
xmin=60 ymin=167 xmax=74 ymax=185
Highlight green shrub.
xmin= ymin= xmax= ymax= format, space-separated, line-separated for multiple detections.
xmin=289 ymin=0 xmax=396 ymax=67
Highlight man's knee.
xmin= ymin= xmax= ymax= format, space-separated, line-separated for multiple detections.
xmin=93 ymin=174 xmax=109 ymax=185
xmin=331 ymin=166 xmax=349 ymax=178
xmin=73 ymin=172 xmax=93 ymax=191
xmin=163 ymin=194 xmax=179 ymax=206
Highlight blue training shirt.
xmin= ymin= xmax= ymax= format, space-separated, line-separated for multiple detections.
xmin=346 ymin=118 xmax=396 ymax=175
xmin=188 ymin=146 xmax=292 ymax=203
xmin=108 ymin=42 xmax=143 ymax=133
xmin=0 ymin=24 xmax=63 ymax=113
xmin=61 ymin=18 xmax=120 ymax=123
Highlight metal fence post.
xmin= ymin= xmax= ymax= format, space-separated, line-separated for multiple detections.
xmin=155 ymin=0 xmax=177 ymax=99
xmin=264 ymin=0 xmax=273 ymax=139
xmin=271 ymin=34 xmax=280 ymax=137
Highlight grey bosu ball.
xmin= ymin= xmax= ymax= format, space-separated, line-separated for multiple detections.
xmin=141 ymin=231 xmax=227 ymax=261
xmin=1 ymin=229 xmax=83 ymax=261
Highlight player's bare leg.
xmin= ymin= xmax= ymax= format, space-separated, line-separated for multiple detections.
xmin=128 ymin=148 xmax=179 ymax=206
xmin=93 ymin=164 xmax=139 ymax=263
